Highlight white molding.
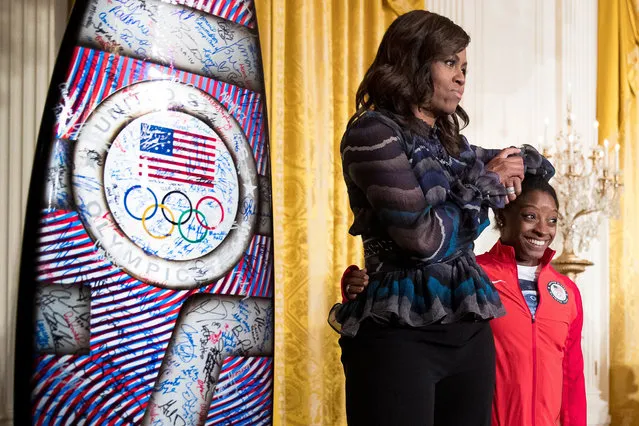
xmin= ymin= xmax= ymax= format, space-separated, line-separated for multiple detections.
xmin=560 ymin=1 xmax=610 ymax=424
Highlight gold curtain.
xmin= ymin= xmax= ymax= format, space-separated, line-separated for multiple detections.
xmin=254 ymin=0 xmax=421 ymax=424
xmin=597 ymin=0 xmax=639 ymax=424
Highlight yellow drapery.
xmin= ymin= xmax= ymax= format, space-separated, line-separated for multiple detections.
xmin=254 ymin=0 xmax=421 ymax=424
xmin=597 ymin=0 xmax=639 ymax=424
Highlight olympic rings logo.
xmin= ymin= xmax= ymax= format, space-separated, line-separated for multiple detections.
xmin=123 ymin=185 xmax=225 ymax=243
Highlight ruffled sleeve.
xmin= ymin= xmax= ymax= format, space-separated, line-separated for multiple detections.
xmin=465 ymin=142 xmax=555 ymax=208
xmin=459 ymin=141 xmax=508 ymax=210
xmin=521 ymin=143 xmax=555 ymax=179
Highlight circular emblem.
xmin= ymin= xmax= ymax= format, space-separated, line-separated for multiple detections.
xmin=104 ymin=111 xmax=238 ymax=261
xmin=73 ymin=80 xmax=258 ymax=289
xmin=547 ymin=281 xmax=569 ymax=304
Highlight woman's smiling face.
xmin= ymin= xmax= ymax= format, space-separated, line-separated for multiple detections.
xmin=498 ymin=189 xmax=559 ymax=266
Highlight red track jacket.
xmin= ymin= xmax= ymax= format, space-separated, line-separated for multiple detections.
xmin=477 ymin=241 xmax=586 ymax=426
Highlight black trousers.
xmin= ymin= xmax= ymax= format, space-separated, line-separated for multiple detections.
xmin=340 ymin=320 xmax=495 ymax=426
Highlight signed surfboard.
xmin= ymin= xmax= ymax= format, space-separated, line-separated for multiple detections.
xmin=14 ymin=0 xmax=274 ymax=424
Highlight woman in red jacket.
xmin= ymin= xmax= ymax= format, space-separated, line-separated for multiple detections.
xmin=342 ymin=175 xmax=586 ymax=426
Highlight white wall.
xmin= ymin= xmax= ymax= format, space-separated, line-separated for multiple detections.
xmin=427 ymin=1 xmax=610 ymax=424
xmin=0 ymin=0 xmax=67 ymax=423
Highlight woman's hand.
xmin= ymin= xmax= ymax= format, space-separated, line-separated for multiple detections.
xmin=485 ymin=147 xmax=524 ymax=203
xmin=343 ymin=267 xmax=369 ymax=300
xmin=504 ymin=176 xmax=522 ymax=203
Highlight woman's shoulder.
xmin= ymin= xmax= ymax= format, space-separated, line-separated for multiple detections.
xmin=348 ymin=110 xmax=403 ymax=133
xmin=341 ymin=111 xmax=404 ymax=150
xmin=457 ymin=133 xmax=472 ymax=149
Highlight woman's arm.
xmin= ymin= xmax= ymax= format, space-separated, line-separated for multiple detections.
xmin=343 ymin=116 xmax=499 ymax=260
xmin=469 ymin=142 xmax=555 ymax=203
xmin=560 ymin=282 xmax=587 ymax=426
xmin=471 ymin=143 xmax=555 ymax=180
xmin=471 ymin=145 xmax=502 ymax=165
xmin=464 ymin=145 xmax=522 ymax=205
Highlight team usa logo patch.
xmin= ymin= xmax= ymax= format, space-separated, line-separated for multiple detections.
xmin=547 ymin=281 xmax=569 ymax=304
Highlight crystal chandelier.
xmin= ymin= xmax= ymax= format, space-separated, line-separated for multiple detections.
xmin=541 ymin=95 xmax=623 ymax=280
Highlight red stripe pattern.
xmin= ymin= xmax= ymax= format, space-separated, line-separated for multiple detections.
xmin=33 ymin=209 xmax=273 ymax=424
xmin=162 ymin=0 xmax=256 ymax=28
xmin=55 ymin=47 xmax=268 ymax=175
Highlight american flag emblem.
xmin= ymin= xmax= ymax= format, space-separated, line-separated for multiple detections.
xmin=139 ymin=123 xmax=216 ymax=188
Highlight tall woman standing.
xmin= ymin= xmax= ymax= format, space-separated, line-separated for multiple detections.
xmin=329 ymin=10 xmax=553 ymax=426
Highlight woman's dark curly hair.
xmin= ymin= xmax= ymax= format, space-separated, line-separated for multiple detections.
xmin=353 ymin=10 xmax=470 ymax=156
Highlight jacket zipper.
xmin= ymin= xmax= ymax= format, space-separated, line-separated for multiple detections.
xmin=532 ymin=315 xmax=537 ymax=426
xmin=516 ymin=264 xmax=541 ymax=426
xmin=530 ymin=272 xmax=543 ymax=426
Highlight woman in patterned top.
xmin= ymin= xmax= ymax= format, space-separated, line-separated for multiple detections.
xmin=329 ymin=10 xmax=554 ymax=426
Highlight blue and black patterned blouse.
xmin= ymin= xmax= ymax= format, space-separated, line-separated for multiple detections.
xmin=329 ymin=110 xmax=554 ymax=337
